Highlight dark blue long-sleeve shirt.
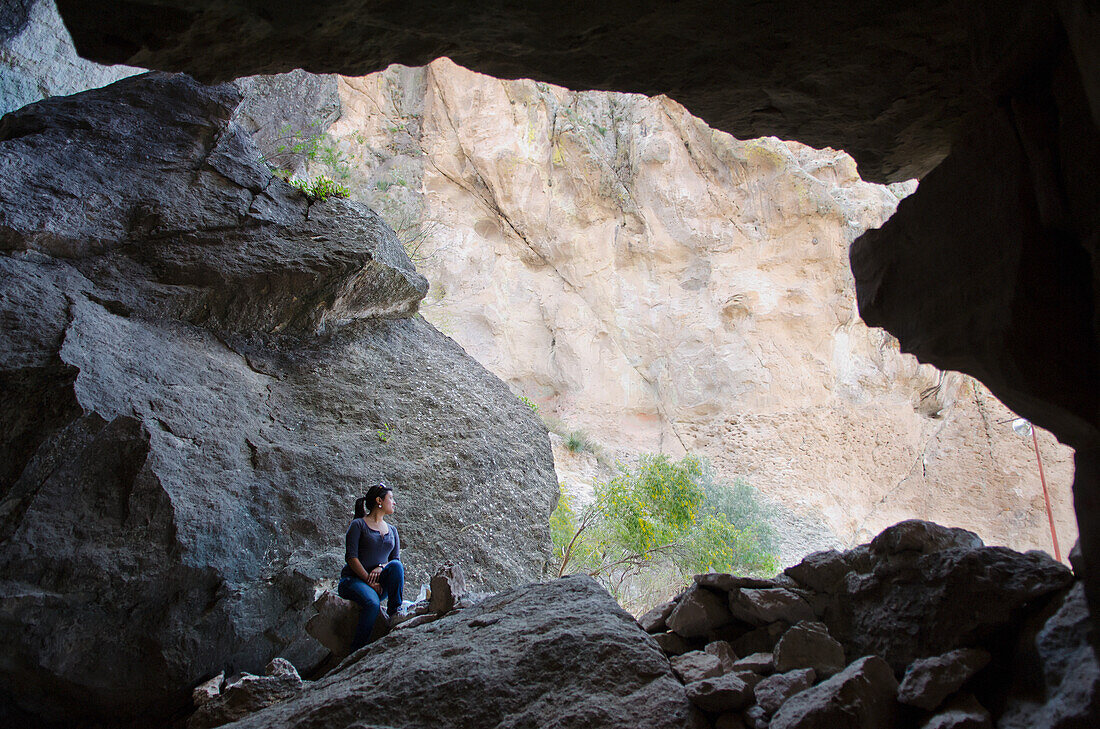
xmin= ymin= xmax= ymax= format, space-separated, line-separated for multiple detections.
xmin=341 ymin=519 xmax=400 ymax=578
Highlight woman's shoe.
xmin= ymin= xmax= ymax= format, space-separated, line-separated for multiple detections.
xmin=387 ymin=600 xmax=416 ymax=628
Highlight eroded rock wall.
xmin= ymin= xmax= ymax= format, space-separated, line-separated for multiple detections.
xmin=307 ymin=59 xmax=1076 ymax=561
xmin=0 ymin=73 xmax=557 ymax=722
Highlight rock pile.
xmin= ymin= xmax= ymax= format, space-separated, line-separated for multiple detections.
xmin=189 ymin=659 xmax=303 ymax=729
xmin=176 ymin=520 xmax=1096 ymax=729
xmin=641 ymin=520 xmax=1097 ymax=728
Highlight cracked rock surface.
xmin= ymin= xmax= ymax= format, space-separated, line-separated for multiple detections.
xmin=0 ymin=72 xmax=557 ymax=722
xmin=225 ymin=576 xmax=695 ymax=729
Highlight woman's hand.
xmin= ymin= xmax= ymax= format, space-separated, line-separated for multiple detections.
xmin=366 ymin=566 xmax=383 ymax=589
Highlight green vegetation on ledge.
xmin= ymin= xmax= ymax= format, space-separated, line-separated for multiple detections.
xmin=288 ymin=175 xmax=350 ymax=201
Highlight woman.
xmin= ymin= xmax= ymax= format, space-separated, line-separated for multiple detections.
xmin=337 ymin=481 xmax=404 ymax=651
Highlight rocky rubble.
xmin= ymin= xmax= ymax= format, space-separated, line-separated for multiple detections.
xmin=188 ymin=659 xmax=304 ymax=729
xmin=171 ymin=518 xmax=1097 ymax=729
xmin=643 ymin=520 xmax=1096 ymax=728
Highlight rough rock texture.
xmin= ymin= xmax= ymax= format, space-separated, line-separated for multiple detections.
xmin=897 ymin=648 xmax=991 ymax=710
xmin=733 ymin=653 xmax=775 ymax=675
xmin=772 ymin=621 xmax=846 ymax=678
xmin=729 ymin=588 xmax=814 ymax=626
xmin=815 ymin=522 xmax=1074 ymax=672
xmin=667 ymin=585 xmax=734 ymax=639
xmin=304 ymin=593 xmax=362 ymax=658
xmin=639 ymin=600 xmax=676 ymax=633
xmin=705 ymin=641 xmax=739 ymax=672
xmin=0 ymin=73 xmax=557 ymax=722
xmin=654 ymin=632 xmax=695 ymax=657
xmin=922 ymin=694 xmax=992 ymax=729
xmin=754 ymin=668 xmax=816 ymax=715
xmin=672 ymin=652 xmax=726 ymax=684
xmin=232 ymin=69 xmax=341 ymax=178
xmin=300 ymin=59 xmax=1076 ymax=567
xmin=224 ymin=576 xmax=696 ymax=729
xmin=999 ymin=582 xmax=1100 ymax=728
xmin=768 ymin=655 xmax=899 ymax=729
xmin=193 ymin=673 xmax=225 ymax=708
xmin=49 ymin=0 xmax=1100 ymax=623
xmin=0 ymin=0 xmax=140 ymax=115
xmin=188 ymin=658 xmax=302 ymax=729
xmin=685 ymin=671 xmax=761 ymax=714
xmin=428 ymin=562 xmax=467 ymax=614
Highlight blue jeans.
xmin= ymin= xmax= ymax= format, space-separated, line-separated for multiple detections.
xmin=337 ymin=560 xmax=404 ymax=651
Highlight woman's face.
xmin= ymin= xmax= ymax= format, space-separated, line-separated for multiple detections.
xmin=377 ymin=491 xmax=396 ymax=515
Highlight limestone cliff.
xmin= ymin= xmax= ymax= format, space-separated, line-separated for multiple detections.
xmin=306 ymin=59 xmax=1076 ymax=561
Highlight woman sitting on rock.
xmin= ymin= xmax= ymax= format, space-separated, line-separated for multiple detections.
xmin=338 ymin=481 xmax=405 ymax=651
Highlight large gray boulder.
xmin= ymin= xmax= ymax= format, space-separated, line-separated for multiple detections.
xmin=667 ymin=584 xmax=733 ymax=639
xmin=684 ymin=671 xmax=760 ymax=714
xmin=0 ymin=73 xmax=557 ymax=723
xmin=728 ymin=588 xmax=814 ymax=626
xmin=773 ymin=621 xmax=846 ymax=678
xmin=999 ymin=582 xmax=1100 ymax=728
xmin=820 ymin=521 xmax=1073 ymax=672
xmin=754 ymin=668 xmax=815 ymax=715
xmin=223 ymin=576 xmax=695 ymax=729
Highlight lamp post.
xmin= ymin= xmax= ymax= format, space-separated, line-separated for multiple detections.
xmin=1011 ymin=418 xmax=1061 ymax=561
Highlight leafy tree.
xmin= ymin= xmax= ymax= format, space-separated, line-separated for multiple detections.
xmin=551 ymin=454 xmax=779 ymax=611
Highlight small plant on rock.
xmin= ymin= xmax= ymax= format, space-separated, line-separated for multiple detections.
xmin=289 ymin=175 xmax=350 ymax=202
xmin=375 ymin=423 xmax=393 ymax=443
xmin=565 ymin=429 xmax=592 ymax=453
xmin=519 ymin=396 xmax=540 ymax=414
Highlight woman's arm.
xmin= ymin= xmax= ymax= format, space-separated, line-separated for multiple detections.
xmin=345 ymin=521 xmax=374 ymax=582
xmin=389 ymin=525 xmax=400 ymax=562
xmin=347 ymin=557 xmax=373 ymax=582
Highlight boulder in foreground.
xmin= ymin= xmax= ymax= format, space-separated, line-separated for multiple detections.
xmin=223 ymin=576 xmax=694 ymax=729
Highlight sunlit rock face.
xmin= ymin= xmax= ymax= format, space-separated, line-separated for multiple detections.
xmin=306 ymin=59 xmax=1076 ymax=563
xmin=0 ymin=0 xmax=140 ymax=115
xmin=0 ymin=72 xmax=556 ymax=722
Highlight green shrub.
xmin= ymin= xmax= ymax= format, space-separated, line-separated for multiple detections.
xmin=519 ymin=396 xmax=540 ymax=414
xmin=550 ymin=484 xmax=577 ymax=564
xmin=263 ymin=121 xmax=352 ymax=180
xmin=289 ymin=175 xmax=350 ymax=202
xmin=550 ymin=453 xmax=779 ymax=612
xmin=565 ymin=430 xmax=592 ymax=453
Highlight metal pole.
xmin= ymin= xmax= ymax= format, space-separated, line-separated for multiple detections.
xmin=1031 ymin=427 xmax=1061 ymax=561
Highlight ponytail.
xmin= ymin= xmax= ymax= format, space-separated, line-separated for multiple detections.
xmin=354 ymin=481 xmax=392 ymax=518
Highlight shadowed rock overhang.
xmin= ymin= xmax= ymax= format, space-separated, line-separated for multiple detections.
xmin=50 ymin=0 xmax=1100 ymax=618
